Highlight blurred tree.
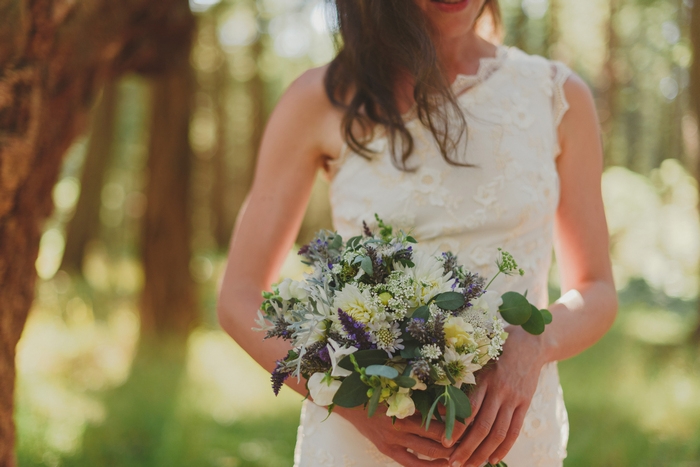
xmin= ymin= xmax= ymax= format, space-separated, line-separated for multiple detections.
xmin=0 ymin=1 xmax=194 ymax=465
xmin=228 ymin=35 xmax=266 ymax=243
xmin=211 ymin=45 xmax=233 ymax=248
xmin=546 ymin=0 xmax=560 ymax=56
xmin=511 ymin=2 xmax=528 ymax=52
xmin=64 ymin=6 xmax=198 ymax=466
xmin=60 ymin=82 xmax=119 ymax=273
xmin=691 ymin=0 xmax=700 ymax=343
xmin=603 ymin=0 xmax=621 ymax=167
xmin=140 ymin=35 xmax=197 ymax=337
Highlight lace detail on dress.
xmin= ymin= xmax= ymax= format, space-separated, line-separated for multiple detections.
xmin=451 ymin=44 xmax=510 ymax=96
xmin=324 ymin=45 xmax=511 ymax=181
xmin=550 ymin=60 xmax=573 ymax=157
xmin=302 ymin=46 xmax=571 ymax=467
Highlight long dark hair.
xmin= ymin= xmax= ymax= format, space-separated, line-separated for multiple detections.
xmin=324 ymin=0 xmax=502 ymax=169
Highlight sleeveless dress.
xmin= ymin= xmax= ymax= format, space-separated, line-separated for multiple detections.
xmin=294 ymin=45 xmax=572 ymax=467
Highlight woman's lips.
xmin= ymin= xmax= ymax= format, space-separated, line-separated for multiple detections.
xmin=430 ymin=0 xmax=469 ymax=13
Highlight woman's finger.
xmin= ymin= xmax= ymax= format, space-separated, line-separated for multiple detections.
xmin=442 ymin=420 xmax=467 ymax=448
xmin=393 ymin=414 xmax=445 ymax=443
xmin=394 ymin=433 xmax=455 ymax=460
xmin=447 ymin=391 xmax=499 ymax=467
xmin=464 ymin=406 xmax=514 ymax=467
xmin=488 ymin=406 xmax=528 ymax=465
xmin=386 ymin=446 xmax=450 ymax=467
xmin=465 ymin=382 xmax=488 ymax=426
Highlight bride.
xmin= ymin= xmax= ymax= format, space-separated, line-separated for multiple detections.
xmin=217 ymin=0 xmax=618 ymax=465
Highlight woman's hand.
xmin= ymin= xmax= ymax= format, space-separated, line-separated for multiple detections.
xmin=447 ymin=327 xmax=546 ymax=467
xmin=335 ymin=405 xmax=455 ymax=466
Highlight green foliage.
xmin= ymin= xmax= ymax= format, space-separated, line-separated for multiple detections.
xmin=332 ymin=372 xmax=368 ymax=408
xmin=430 ymin=291 xmax=466 ymax=311
xmin=521 ymin=305 xmax=546 ymax=335
xmin=411 ymin=305 xmax=430 ymax=321
xmin=338 ymin=350 xmax=388 ymax=372
xmin=499 ymin=291 xmax=532 ymax=325
xmin=364 ymin=365 xmax=399 ymax=379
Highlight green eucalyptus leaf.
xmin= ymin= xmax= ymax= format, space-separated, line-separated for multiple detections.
xmin=400 ymin=344 xmax=420 ymax=360
xmin=411 ymin=306 xmax=430 ymax=321
xmin=424 ymin=394 xmax=443 ymax=431
xmin=446 ymin=385 xmax=472 ymax=420
xmin=498 ymin=291 xmax=532 ymax=325
xmin=347 ymin=236 xmax=362 ymax=250
xmin=406 ymin=236 xmax=418 ymax=243
xmin=394 ymin=376 xmax=417 ymax=388
xmin=445 ymin=397 xmax=456 ymax=441
xmin=332 ymin=372 xmax=368 ymax=408
xmin=367 ymin=386 xmax=381 ymax=417
xmin=540 ymin=308 xmax=553 ymax=324
xmin=412 ymin=391 xmax=433 ymax=427
xmin=338 ymin=350 xmax=388 ymax=372
xmin=521 ymin=305 xmax=545 ymax=335
xmin=361 ymin=256 xmax=374 ymax=275
xmin=365 ymin=365 xmax=399 ymax=379
xmin=431 ymin=292 xmax=466 ymax=311
xmin=329 ymin=234 xmax=343 ymax=251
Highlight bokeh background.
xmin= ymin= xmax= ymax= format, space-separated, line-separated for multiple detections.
xmin=14 ymin=0 xmax=700 ymax=465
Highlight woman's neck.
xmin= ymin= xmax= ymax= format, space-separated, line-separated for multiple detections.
xmin=434 ymin=31 xmax=498 ymax=79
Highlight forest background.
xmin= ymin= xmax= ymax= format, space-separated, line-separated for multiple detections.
xmin=1 ymin=0 xmax=700 ymax=465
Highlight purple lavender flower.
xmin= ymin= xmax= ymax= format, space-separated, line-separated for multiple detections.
xmin=271 ymin=361 xmax=292 ymax=396
xmin=318 ymin=345 xmax=330 ymax=363
xmin=337 ymin=309 xmax=375 ymax=350
xmin=406 ymin=315 xmax=445 ymax=350
xmin=406 ymin=318 xmax=431 ymax=344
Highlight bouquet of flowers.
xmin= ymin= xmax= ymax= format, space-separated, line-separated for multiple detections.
xmin=255 ymin=215 xmax=551 ymax=451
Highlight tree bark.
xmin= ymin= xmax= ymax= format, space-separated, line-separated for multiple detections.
xmin=139 ymin=38 xmax=197 ymax=337
xmin=60 ymin=82 xmax=119 ymax=273
xmin=690 ymin=0 xmax=700 ymax=344
xmin=0 ymin=1 xmax=194 ymax=465
xmin=211 ymin=43 xmax=233 ymax=249
xmin=602 ymin=0 xmax=621 ymax=167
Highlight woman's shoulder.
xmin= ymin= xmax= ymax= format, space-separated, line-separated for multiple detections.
xmin=267 ymin=64 xmax=345 ymax=163
xmin=277 ymin=64 xmax=335 ymax=117
xmin=502 ymin=46 xmax=579 ymax=87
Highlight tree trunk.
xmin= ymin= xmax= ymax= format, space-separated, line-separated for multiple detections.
xmin=249 ymin=39 xmax=266 ymax=162
xmin=60 ymin=82 xmax=119 ymax=273
xmin=0 ymin=2 xmax=194 ymax=465
xmin=139 ymin=39 xmax=197 ymax=337
xmin=690 ymin=0 xmax=700 ymax=344
xmin=512 ymin=4 xmax=529 ymax=53
xmin=211 ymin=44 xmax=233 ymax=249
xmin=602 ymin=0 xmax=621 ymax=167
xmin=65 ymin=13 xmax=197 ymax=463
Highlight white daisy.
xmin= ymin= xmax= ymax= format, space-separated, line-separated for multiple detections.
xmin=397 ymin=249 xmax=459 ymax=306
xmin=443 ymin=347 xmax=482 ymax=387
xmin=332 ymin=283 xmax=380 ymax=324
xmin=369 ymin=321 xmax=405 ymax=357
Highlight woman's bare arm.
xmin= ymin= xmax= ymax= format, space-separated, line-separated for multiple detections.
xmin=217 ymin=67 xmax=454 ymax=466
xmin=447 ymin=73 xmax=618 ymax=467
xmin=217 ymin=67 xmax=334 ymax=396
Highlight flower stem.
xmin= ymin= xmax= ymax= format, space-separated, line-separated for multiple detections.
xmin=484 ymin=271 xmax=501 ymax=290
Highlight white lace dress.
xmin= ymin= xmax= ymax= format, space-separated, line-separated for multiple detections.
xmin=294 ymin=45 xmax=571 ymax=467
